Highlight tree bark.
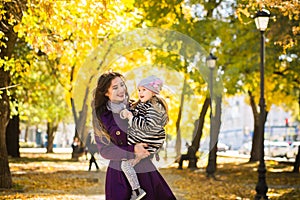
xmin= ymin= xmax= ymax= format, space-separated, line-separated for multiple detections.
xmin=71 ymin=83 xmax=89 ymax=158
xmin=249 ymin=91 xmax=260 ymax=162
xmin=0 ymin=0 xmax=26 ymax=188
xmin=24 ymin=123 xmax=29 ymax=142
xmin=0 ymin=68 xmax=12 ymax=188
xmin=5 ymin=115 xmax=20 ymax=158
xmin=188 ymin=97 xmax=210 ymax=168
xmin=249 ymin=91 xmax=268 ymax=162
xmin=206 ymin=94 xmax=222 ymax=178
xmin=46 ymin=122 xmax=58 ymax=153
xmin=175 ymin=77 xmax=187 ymax=158
xmin=293 ymin=146 xmax=300 ymax=173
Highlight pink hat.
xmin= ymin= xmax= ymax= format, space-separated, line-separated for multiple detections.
xmin=138 ymin=75 xmax=163 ymax=94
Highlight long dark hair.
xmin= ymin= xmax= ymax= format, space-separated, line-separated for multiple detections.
xmin=92 ymin=71 xmax=127 ymax=142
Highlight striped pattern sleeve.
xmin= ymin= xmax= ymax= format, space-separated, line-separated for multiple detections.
xmin=131 ymin=103 xmax=166 ymax=133
xmin=127 ymin=101 xmax=168 ymax=153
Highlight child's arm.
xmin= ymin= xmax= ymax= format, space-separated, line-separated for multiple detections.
xmin=130 ymin=106 xmax=166 ymax=133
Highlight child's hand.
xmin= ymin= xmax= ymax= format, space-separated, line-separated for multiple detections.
xmin=127 ymin=111 xmax=133 ymax=120
xmin=120 ymin=109 xmax=132 ymax=119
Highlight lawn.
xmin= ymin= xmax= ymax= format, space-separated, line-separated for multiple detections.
xmin=1 ymin=152 xmax=299 ymax=200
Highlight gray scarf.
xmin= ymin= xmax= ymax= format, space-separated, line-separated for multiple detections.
xmin=107 ymin=100 xmax=127 ymax=114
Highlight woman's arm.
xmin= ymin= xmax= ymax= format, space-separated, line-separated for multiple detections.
xmin=96 ymin=111 xmax=150 ymax=161
xmin=95 ymin=136 xmax=135 ymax=161
xmin=95 ymin=136 xmax=149 ymax=161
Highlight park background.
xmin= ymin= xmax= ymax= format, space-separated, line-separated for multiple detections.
xmin=0 ymin=0 xmax=299 ymax=199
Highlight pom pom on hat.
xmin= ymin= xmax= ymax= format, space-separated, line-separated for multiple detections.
xmin=138 ymin=75 xmax=163 ymax=94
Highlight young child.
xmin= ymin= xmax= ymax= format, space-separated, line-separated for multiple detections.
xmin=120 ymin=75 xmax=169 ymax=200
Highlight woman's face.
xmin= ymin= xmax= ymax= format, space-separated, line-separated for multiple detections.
xmin=138 ymin=86 xmax=154 ymax=103
xmin=105 ymin=77 xmax=126 ymax=103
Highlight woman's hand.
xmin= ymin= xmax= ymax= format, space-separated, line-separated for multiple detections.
xmin=134 ymin=143 xmax=150 ymax=160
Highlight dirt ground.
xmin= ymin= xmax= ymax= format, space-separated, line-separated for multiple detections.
xmin=1 ymin=151 xmax=299 ymax=200
xmin=2 ymin=152 xmax=185 ymax=200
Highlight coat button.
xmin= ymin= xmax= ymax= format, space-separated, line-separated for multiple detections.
xmin=116 ymin=131 xmax=121 ymax=135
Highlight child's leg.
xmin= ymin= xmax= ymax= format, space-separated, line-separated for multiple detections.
xmin=121 ymin=159 xmax=140 ymax=190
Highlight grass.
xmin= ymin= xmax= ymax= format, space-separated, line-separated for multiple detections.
xmin=1 ymin=152 xmax=299 ymax=200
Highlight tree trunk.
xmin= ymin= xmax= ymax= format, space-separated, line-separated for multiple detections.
xmin=188 ymin=97 xmax=210 ymax=168
xmin=70 ymin=88 xmax=88 ymax=158
xmin=5 ymin=115 xmax=20 ymax=158
xmin=0 ymin=0 xmax=26 ymax=188
xmin=175 ymin=77 xmax=187 ymax=158
xmin=46 ymin=122 xmax=58 ymax=153
xmin=78 ymin=104 xmax=88 ymax=144
xmin=0 ymin=51 xmax=12 ymax=189
xmin=206 ymin=95 xmax=222 ymax=177
xmin=293 ymin=146 xmax=300 ymax=173
xmin=249 ymin=91 xmax=268 ymax=162
xmin=249 ymin=91 xmax=260 ymax=162
xmin=0 ymin=68 xmax=12 ymax=188
xmin=71 ymin=100 xmax=88 ymax=148
xmin=24 ymin=123 xmax=29 ymax=142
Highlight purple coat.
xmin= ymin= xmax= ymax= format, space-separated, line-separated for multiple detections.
xmin=96 ymin=110 xmax=176 ymax=200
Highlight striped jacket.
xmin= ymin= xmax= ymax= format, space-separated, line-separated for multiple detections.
xmin=127 ymin=100 xmax=168 ymax=153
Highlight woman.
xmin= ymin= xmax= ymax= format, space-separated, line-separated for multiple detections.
xmin=92 ymin=72 xmax=176 ymax=200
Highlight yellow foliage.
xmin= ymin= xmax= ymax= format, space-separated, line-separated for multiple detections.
xmin=237 ymin=0 xmax=299 ymax=51
xmin=11 ymin=0 xmax=142 ymax=117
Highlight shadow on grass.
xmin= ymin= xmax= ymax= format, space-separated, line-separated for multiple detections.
xmin=9 ymin=154 xmax=81 ymax=163
xmin=2 ymin=169 xmax=106 ymax=198
xmin=5 ymin=154 xmax=299 ymax=200
xmin=169 ymin=157 xmax=300 ymax=200
xmin=277 ymin=188 xmax=300 ymax=200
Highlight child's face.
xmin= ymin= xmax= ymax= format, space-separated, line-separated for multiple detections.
xmin=138 ymin=86 xmax=154 ymax=103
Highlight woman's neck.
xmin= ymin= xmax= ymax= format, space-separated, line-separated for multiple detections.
xmin=107 ymin=100 xmax=126 ymax=113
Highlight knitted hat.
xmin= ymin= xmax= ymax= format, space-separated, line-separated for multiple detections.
xmin=138 ymin=75 xmax=163 ymax=94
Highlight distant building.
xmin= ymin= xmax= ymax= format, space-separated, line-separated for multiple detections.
xmin=219 ymin=95 xmax=297 ymax=149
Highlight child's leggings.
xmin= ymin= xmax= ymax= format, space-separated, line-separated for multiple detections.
xmin=121 ymin=159 xmax=140 ymax=190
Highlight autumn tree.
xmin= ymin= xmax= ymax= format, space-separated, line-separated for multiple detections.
xmin=15 ymin=0 xmax=142 ymax=149
xmin=1 ymin=0 xmax=139 ymax=187
xmin=235 ymin=0 xmax=300 ymax=161
xmin=134 ymin=0 xmax=226 ymax=174
xmin=0 ymin=0 xmax=27 ymax=189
